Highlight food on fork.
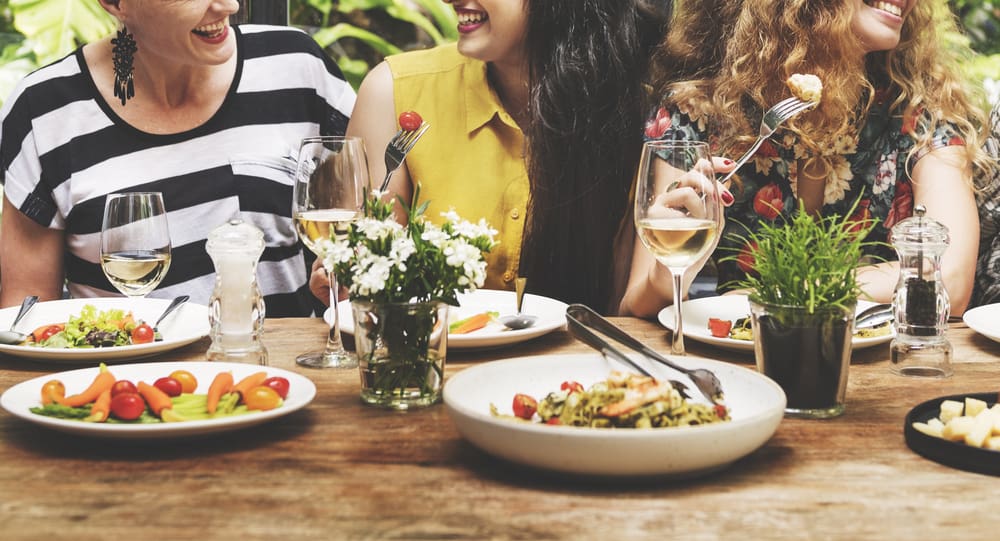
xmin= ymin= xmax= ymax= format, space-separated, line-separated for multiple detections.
xmin=398 ymin=110 xmax=423 ymax=131
xmin=786 ymin=73 xmax=823 ymax=103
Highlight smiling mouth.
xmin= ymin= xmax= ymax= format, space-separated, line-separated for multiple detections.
xmin=192 ymin=21 xmax=227 ymax=39
xmin=864 ymin=0 xmax=903 ymax=17
xmin=457 ymin=10 xmax=488 ymax=27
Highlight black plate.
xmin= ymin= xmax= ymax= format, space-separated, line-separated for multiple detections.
xmin=904 ymin=392 xmax=1000 ymax=476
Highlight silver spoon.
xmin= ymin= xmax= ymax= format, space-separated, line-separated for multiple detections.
xmin=152 ymin=295 xmax=189 ymax=334
xmin=499 ymin=277 xmax=537 ymax=331
xmin=855 ymin=303 xmax=893 ymax=330
xmin=0 ymin=295 xmax=39 ymax=345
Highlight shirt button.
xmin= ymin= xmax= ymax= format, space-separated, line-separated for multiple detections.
xmin=510 ymin=209 xmax=520 ymax=220
xmin=503 ymin=271 xmax=514 ymax=283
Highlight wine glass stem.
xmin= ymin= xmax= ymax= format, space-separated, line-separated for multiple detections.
xmin=325 ymin=269 xmax=346 ymax=354
xmin=671 ymin=270 xmax=686 ymax=355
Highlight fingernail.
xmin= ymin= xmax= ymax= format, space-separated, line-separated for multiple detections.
xmin=723 ymin=159 xmax=734 ymax=165
xmin=722 ymin=190 xmax=734 ymax=205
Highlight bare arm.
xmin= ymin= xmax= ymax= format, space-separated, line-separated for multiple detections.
xmin=856 ymin=145 xmax=978 ymax=315
xmin=0 ymin=196 xmax=66 ymax=307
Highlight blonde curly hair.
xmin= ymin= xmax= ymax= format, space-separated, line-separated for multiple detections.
xmin=651 ymin=0 xmax=992 ymax=184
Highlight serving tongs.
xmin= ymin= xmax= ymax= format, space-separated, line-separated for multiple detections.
xmin=565 ymin=304 xmax=725 ymax=406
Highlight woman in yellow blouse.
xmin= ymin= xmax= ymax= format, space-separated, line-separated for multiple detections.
xmin=313 ymin=0 xmax=679 ymax=313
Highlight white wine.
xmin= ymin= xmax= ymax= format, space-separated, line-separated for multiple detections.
xmin=637 ymin=217 xmax=718 ymax=269
xmin=101 ymin=250 xmax=172 ymax=297
xmin=295 ymin=208 xmax=360 ymax=254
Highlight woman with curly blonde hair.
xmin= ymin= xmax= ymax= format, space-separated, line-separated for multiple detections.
xmin=622 ymin=0 xmax=992 ymax=317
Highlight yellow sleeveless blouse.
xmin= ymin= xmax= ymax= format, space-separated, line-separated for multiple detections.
xmin=386 ymin=44 xmax=528 ymax=291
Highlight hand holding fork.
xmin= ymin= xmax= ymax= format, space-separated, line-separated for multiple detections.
xmin=718 ymin=96 xmax=816 ymax=185
xmin=378 ymin=121 xmax=430 ymax=192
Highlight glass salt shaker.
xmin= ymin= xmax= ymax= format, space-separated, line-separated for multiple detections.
xmin=889 ymin=205 xmax=952 ymax=377
xmin=206 ymin=219 xmax=268 ymax=365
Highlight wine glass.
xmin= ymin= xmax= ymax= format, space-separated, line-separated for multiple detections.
xmin=100 ymin=192 xmax=172 ymax=305
xmin=292 ymin=136 xmax=369 ymax=368
xmin=635 ymin=140 xmax=723 ymax=355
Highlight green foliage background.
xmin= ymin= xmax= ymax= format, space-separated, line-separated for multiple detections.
xmin=0 ymin=0 xmax=995 ymax=105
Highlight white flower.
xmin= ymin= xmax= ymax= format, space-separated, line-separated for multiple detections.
xmin=421 ymin=225 xmax=450 ymax=246
xmin=873 ymin=152 xmax=896 ymax=195
xmin=321 ymin=238 xmax=354 ymax=271
xmin=450 ymin=216 xmax=499 ymax=243
xmin=357 ymin=217 xmax=402 ymax=241
xmin=351 ymin=254 xmax=393 ymax=297
xmin=389 ymin=237 xmax=416 ymax=269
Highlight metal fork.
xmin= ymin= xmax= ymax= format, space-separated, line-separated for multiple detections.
xmin=718 ymin=97 xmax=816 ymax=184
xmin=565 ymin=304 xmax=725 ymax=406
xmin=378 ymin=122 xmax=430 ymax=191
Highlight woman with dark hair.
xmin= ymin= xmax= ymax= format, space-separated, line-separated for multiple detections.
xmin=312 ymin=0 xmax=694 ymax=313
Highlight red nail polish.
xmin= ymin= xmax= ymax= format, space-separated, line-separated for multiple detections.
xmin=723 ymin=159 xmax=734 ymax=165
xmin=722 ymin=190 xmax=734 ymax=204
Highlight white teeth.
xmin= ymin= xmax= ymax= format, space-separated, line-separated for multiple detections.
xmin=871 ymin=1 xmax=902 ymax=16
xmin=457 ymin=12 xmax=487 ymax=25
xmin=193 ymin=21 xmax=226 ymax=37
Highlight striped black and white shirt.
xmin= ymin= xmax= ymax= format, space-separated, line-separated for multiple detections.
xmin=0 ymin=25 xmax=355 ymax=316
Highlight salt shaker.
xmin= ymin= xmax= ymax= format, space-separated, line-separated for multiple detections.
xmin=889 ymin=205 xmax=952 ymax=377
xmin=206 ymin=219 xmax=268 ymax=365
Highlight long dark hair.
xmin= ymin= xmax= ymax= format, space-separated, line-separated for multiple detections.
xmin=520 ymin=0 xmax=670 ymax=312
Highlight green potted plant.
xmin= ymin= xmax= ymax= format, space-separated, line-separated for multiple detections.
xmin=323 ymin=186 xmax=496 ymax=410
xmin=728 ymin=200 xmax=879 ymax=419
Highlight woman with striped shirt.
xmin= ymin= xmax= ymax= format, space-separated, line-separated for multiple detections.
xmin=0 ymin=0 xmax=355 ymax=316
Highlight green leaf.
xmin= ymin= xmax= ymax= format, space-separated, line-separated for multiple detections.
xmin=10 ymin=0 xmax=115 ymax=65
xmin=312 ymin=23 xmax=403 ymax=57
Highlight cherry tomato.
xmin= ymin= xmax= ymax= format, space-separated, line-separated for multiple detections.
xmin=708 ymin=318 xmax=733 ymax=338
xmin=545 ymin=417 xmax=562 ymax=425
xmin=169 ymin=370 xmax=198 ymax=394
xmin=31 ymin=324 xmax=65 ymax=343
xmin=261 ymin=376 xmax=290 ymax=399
xmin=512 ymin=393 xmax=538 ymax=420
xmin=153 ymin=376 xmax=183 ymax=397
xmin=131 ymin=323 xmax=155 ymax=344
xmin=110 ymin=379 xmax=139 ymax=397
xmin=244 ymin=386 xmax=282 ymax=411
xmin=110 ymin=393 xmax=146 ymax=420
xmin=714 ymin=404 xmax=729 ymax=420
xmin=40 ymin=380 xmax=65 ymax=405
xmin=560 ymin=381 xmax=584 ymax=394
xmin=398 ymin=111 xmax=422 ymax=131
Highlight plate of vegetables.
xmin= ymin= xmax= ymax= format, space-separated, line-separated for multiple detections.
xmin=443 ymin=353 xmax=785 ymax=477
xmin=0 ymin=297 xmax=209 ymax=362
xmin=0 ymin=361 xmax=316 ymax=438
xmin=656 ymin=295 xmax=894 ymax=353
xmin=326 ymin=289 xmax=568 ymax=350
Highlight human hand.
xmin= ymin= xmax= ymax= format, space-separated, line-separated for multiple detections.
xmin=309 ymin=257 xmax=348 ymax=307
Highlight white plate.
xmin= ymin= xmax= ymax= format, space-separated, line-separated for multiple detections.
xmin=444 ymin=353 xmax=785 ymax=477
xmin=657 ymin=295 xmax=895 ymax=353
xmin=325 ymin=289 xmax=568 ymax=350
xmin=0 ymin=361 xmax=316 ymax=439
xmin=0 ymin=298 xmax=209 ymax=362
xmin=963 ymin=303 xmax=1000 ymax=344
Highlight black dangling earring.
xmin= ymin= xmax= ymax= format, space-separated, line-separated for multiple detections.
xmin=111 ymin=26 xmax=137 ymax=106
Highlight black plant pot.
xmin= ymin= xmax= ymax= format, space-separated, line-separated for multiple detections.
xmin=749 ymin=301 xmax=855 ymax=419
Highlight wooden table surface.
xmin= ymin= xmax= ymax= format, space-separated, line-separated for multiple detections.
xmin=2 ymin=316 xmax=1000 ymax=540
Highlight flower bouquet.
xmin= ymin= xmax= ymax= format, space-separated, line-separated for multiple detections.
xmin=322 ymin=187 xmax=497 ymax=408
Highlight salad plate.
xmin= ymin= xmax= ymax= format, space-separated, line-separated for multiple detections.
xmin=962 ymin=303 xmax=1000 ymax=345
xmin=325 ymin=289 xmax=568 ymax=350
xmin=443 ymin=352 xmax=785 ymax=477
xmin=0 ymin=361 xmax=316 ymax=439
xmin=0 ymin=297 xmax=209 ymax=362
xmin=657 ymin=295 xmax=895 ymax=353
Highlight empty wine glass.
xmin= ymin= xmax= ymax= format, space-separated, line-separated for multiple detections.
xmin=101 ymin=192 xmax=172 ymax=304
xmin=635 ymin=140 xmax=723 ymax=355
xmin=293 ymin=136 xmax=369 ymax=368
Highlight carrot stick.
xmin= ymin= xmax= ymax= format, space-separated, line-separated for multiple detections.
xmin=206 ymin=371 xmax=234 ymax=415
xmin=84 ymin=389 xmax=112 ymax=423
xmin=450 ymin=312 xmax=493 ymax=334
xmin=137 ymin=381 xmax=174 ymax=417
xmin=59 ymin=364 xmax=115 ymax=407
xmin=232 ymin=372 xmax=268 ymax=402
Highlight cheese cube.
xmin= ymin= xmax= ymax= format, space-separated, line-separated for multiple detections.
xmin=939 ymin=400 xmax=965 ymax=423
xmin=942 ymin=416 xmax=975 ymax=441
xmin=965 ymin=397 xmax=988 ymax=417
xmin=986 ymin=436 xmax=1000 ymax=451
xmin=912 ymin=421 xmax=943 ymax=438
xmin=965 ymin=414 xmax=995 ymax=448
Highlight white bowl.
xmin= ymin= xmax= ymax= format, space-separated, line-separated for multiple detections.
xmin=443 ymin=353 xmax=785 ymax=478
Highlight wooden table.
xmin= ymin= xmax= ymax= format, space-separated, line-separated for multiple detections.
xmin=2 ymin=317 xmax=1000 ymax=540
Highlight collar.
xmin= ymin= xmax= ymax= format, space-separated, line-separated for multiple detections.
xmin=463 ymin=57 xmax=521 ymax=134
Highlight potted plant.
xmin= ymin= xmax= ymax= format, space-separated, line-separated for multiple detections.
xmin=728 ymin=200 xmax=879 ymax=418
xmin=323 ymin=186 xmax=496 ymax=409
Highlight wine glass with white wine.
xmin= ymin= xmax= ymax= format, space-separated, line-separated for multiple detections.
xmin=635 ymin=140 xmax=723 ymax=355
xmin=100 ymin=192 xmax=172 ymax=305
xmin=293 ymin=136 xmax=369 ymax=368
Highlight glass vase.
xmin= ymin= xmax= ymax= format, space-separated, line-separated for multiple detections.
xmin=749 ymin=300 xmax=855 ymax=419
xmin=352 ymin=300 xmax=448 ymax=410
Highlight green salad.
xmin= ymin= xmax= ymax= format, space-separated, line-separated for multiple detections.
xmin=27 ymin=304 xmax=158 ymax=349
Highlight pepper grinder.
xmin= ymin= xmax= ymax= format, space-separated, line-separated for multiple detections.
xmin=889 ymin=205 xmax=952 ymax=377
xmin=206 ymin=219 xmax=268 ymax=365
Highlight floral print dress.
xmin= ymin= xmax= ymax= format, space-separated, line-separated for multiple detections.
xmin=645 ymin=92 xmax=964 ymax=292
